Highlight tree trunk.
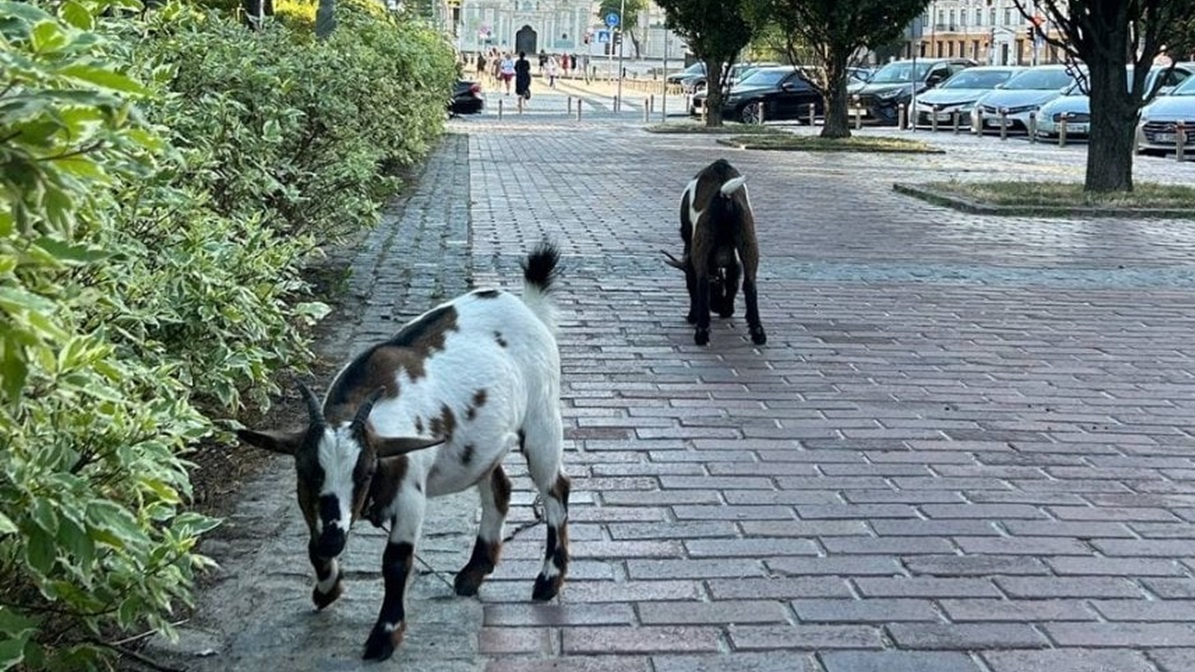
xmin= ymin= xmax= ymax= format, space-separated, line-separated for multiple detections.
xmin=820 ymin=48 xmax=851 ymax=138
xmin=704 ymin=56 xmax=724 ymax=127
xmin=1085 ymin=60 xmax=1137 ymax=192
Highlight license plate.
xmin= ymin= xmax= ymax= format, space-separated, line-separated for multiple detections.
xmin=848 ymin=108 xmax=868 ymax=116
xmin=935 ymin=112 xmax=955 ymax=121
xmin=985 ymin=117 xmax=1012 ymax=127
xmin=1064 ymin=123 xmax=1088 ymax=134
xmin=1156 ymin=132 xmax=1177 ymax=143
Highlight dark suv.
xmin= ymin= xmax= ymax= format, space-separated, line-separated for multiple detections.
xmin=850 ymin=58 xmax=975 ymax=125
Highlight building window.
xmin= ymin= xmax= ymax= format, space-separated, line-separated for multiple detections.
xmin=990 ymin=8 xmax=996 ymax=25
xmin=973 ymin=39 xmax=980 ymax=59
xmin=1004 ymin=8 xmax=1013 ymax=25
xmin=975 ymin=9 xmax=982 ymax=25
xmin=948 ymin=41 xmax=955 ymax=57
xmin=948 ymin=10 xmax=955 ymax=28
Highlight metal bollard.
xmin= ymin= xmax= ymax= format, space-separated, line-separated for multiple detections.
xmin=952 ymin=111 xmax=960 ymax=134
xmin=1178 ymin=121 xmax=1187 ymax=161
xmin=854 ymin=107 xmax=862 ymax=130
xmin=898 ymin=104 xmax=906 ymax=130
xmin=576 ymin=99 xmax=582 ymax=121
xmin=931 ymin=105 xmax=939 ymax=133
xmin=517 ymin=95 xmax=524 ymax=114
xmin=643 ymin=98 xmax=650 ymax=123
xmin=567 ymin=96 xmax=573 ymax=114
xmin=808 ymin=103 xmax=816 ymax=126
xmin=972 ymin=109 xmax=982 ymax=135
xmin=1028 ymin=111 xmax=1037 ymax=144
xmin=649 ymin=94 xmax=655 ymax=113
xmin=613 ymin=95 xmax=619 ymax=113
xmin=497 ymin=98 xmax=503 ymax=119
xmin=1058 ymin=118 xmax=1067 ymax=147
xmin=999 ymin=109 xmax=1008 ymax=140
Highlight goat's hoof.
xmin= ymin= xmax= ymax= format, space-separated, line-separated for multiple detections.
xmin=454 ymin=567 xmax=491 ymax=597
xmin=362 ymin=622 xmax=404 ymax=661
xmin=750 ymin=327 xmax=767 ymax=345
xmin=532 ymin=572 xmax=564 ymax=601
xmin=694 ymin=329 xmax=710 ymax=346
xmin=311 ymin=575 xmax=344 ymax=611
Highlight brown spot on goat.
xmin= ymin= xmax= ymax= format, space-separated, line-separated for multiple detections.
xmin=364 ymin=456 xmax=408 ymax=527
xmin=461 ymin=444 xmax=475 ymax=467
xmin=429 ymin=404 xmax=456 ymax=443
xmin=465 ymin=389 xmax=487 ymax=420
xmin=494 ymin=331 xmax=508 ymax=348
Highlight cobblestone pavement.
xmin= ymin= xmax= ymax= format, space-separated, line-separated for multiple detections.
xmin=157 ymin=89 xmax=1195 ymax=671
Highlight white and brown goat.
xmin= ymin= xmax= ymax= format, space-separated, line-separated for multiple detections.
xmin=663 ymin=159 xmax=766 ymax=346
xmin=237 ymin=244 xmax=569 ymax=662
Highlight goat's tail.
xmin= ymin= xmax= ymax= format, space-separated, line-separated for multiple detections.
xmin=520 ymin=241 xmax=561 ymax=335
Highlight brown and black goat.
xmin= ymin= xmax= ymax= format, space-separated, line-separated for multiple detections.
xmin=663 ymin=159 xmax=766 ymax=346
xmin=237 ymin=243 xmax=570 ymax=662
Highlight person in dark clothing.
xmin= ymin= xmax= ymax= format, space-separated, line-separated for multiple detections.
xmin=515 ymin=51 xmax=533 ymax=102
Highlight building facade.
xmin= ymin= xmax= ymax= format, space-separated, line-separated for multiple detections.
xmin=908 ymin=0 xmax=1066 ymax=66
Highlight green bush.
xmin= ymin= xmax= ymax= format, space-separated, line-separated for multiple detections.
xmin=0 ymin=0 xmax=455 ymax=666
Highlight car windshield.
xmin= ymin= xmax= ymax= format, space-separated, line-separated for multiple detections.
xmin=869 ymin=61 xmax=931 ymax=83
xmin=738 ymin=68 xmax=797 ymax=87
xmin=1173 ymin=76 xmax=1195 ymax=96
xmin=1004 ymin=68 xmax=1076 ymax=90
xmin=940 ymin=69 xmax=1014 ymax=89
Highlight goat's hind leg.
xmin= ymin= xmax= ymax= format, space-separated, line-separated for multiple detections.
xmin=521 ymin=420 xmax=570 ymax=601
xmin=455 ymin=464 xmax=512 ymax=596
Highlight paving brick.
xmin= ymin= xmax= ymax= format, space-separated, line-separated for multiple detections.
xmin=983 ymin=649 xmax=1158 ymax=672
xmin=626 ymin=559 xmax=765 ymax=580
xmin=939 ymin=599 xmax=1097 ymax=622
xmin=486 ymin=657 xmax=651 ymax=672
xmin=1091 ymin=600 xmax=1195 ymax=621
xmin=792 ymin=598 xmax=940 ymax=623
xmin=766 ymin=556 xmax=904 ymax=577
xmin=638 ymin=600 xmax=790 ymax=625
xmin=484 ymin=603 xmax=636 ymax=627
xmin=562 ymin=626 xmax=722 ymax=654
xmin=672 ymin=505 xmax=796 ymax=521
xmin=995 ymin=576 xmax=1144 ymax=599
xmin=1144 ymin=578 xmax=1195 ymax=599
xmin=728 ymin=624 xmax=883 ymax=651
xmin=652 ymin=653 xmax=823 ymax=672
xmin=479 ymin=628 xmax=553 ymax=654
xmin=684 ymin=538 xmax=819 ymax=558
xmin=741 ymin=520 xmax=871 ymax=537
xmin=607 ymin=522 xmax=738 ymax=540
xmin=820 ymin=651 xmax=983 ymax=672
xmin=887 ymin=623 xmax=1048 ymax=650
xmin=905 ymin=555 xmax=1050 ymax=576
xmin=561 ymin=581 xmax=702 ymax=603
xmin=723 ymin=490 xmax=840 ymax=506
xmin=953 ymin=536 xmax=1091 ymax=555
xmin=871 ymin=520 xmax=1002 ymax=536
xmin=1004 ymin=521 xmax=1136 ymax=538
xmin=1149 ymin=648 xmax=1195 ymax=672
xmin=1045 ymin=622 xmax=1195 ymax=647
xmin=1046 ymin=556 xmax=1186 ymax=577
xmin=821 ymin=536 xmax=957 ymax=555
xmin=1091 ymin=539 xmax=1195 ymax=557
xmin=920 ymin=504 xmax=1046 ymax=519
xmin=600 ymin=491 xmax=722 ymax=506
xmin=854 ymin=578 xmax=1001 ymax=598
xmin=707 ymin=578 xmax=853 ymax=600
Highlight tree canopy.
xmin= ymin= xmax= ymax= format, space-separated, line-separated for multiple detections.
xmin=1014 ymin=0 xmax=1195 ymax=192
xmin=657 ymin=0 xmax=754 ymax=126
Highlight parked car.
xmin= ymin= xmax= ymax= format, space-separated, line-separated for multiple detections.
xmin=912 ymin=66 xmax=1024 ymax=128
xmin=1136 ymin=73 xmax=1195 ymax=155
xmin=667 ymin=62 xmax=706 ymax=85
xmin=972 ymin=64 xmax=1083 ymax=132
xmin=849 ymin=58 xmax=975 ymax=125
xmin=1036 ymin=63 xmax=1195 ymax=139
xmin=450 ymin=80 xmax=484 ymax=115
xmin=691 ymin=66 xmax=825 ymax=123
xmin=847 ymin=66 xmax=875 ymax=84
xmin=687 ymin=62 xmax=779 ymax=94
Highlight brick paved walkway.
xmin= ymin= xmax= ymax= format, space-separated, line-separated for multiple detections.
xmin=157 ymin=88 xmax=1195 ymax=672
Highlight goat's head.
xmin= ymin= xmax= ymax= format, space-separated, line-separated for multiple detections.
xmin=661 ymin=249 xmax=738 ymax=318
xmin=237 ymin=384 xmax=442 ymax=560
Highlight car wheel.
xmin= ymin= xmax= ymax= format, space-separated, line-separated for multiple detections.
xmin=740 ymin=102 xmax=764 ymax=124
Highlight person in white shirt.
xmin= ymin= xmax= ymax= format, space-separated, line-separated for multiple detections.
xmin=499 ymin=53 xmax=516 ymax=95
xmin=546 ymin=55 xmax=559 ymax=88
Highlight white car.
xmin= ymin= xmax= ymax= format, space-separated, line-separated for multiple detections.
xmin=913 ymin=66 xmax=1024 ymax=128
xmin=1136 ymin=74 xmax=1195 ymax=156
xmin=1036 ymin=63 xmax=1194 ymax=138
xmin=971 ymin=65 xmax=1083 ymax=132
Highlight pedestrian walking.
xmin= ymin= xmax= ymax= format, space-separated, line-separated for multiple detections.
xmin=515 ymin=51 xmax=533 ymax=103
xmin=546 ymin=55 xmax=559 ymax=88
xmin=499 ymin=52 xmax=516 ymax=95
xmin=538 ymin=50 xmax=548 ymax=76
xmin=476 ymin=51 xmax=487 ymax=81
xmin=561 ymin=54 xmax=571 ymax=79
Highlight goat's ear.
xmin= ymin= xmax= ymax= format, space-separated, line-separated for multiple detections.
xmin=374 ymin=436 xmax=445 ymax=459
xmin=237 ymin=428 xmax=305 ymax=456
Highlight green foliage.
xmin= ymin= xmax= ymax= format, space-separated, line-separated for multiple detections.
xmin=656 ymin=0 xmax=754 ymax=125
xmin=0 ymin=0 xmax=454 ymax=667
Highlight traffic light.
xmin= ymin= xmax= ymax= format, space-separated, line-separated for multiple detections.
xmin=1026 ymin=26 xmax=1034 ymax=42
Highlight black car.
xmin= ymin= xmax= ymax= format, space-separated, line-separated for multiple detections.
xmin=450 ymin=80 xmax=484 ymax=115
xmin=692 ymin=66 xmax=824 ymax=124
xmin=849 ymin=58 xmax=975 ymax=125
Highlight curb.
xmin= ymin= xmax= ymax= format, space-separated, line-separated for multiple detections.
xmin=892 ymin=183 xmax=1195 ymax=219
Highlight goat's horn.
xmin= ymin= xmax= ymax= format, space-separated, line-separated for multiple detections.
xmin=660 ymin=249 xmax=687 ymax=270
xmin=298 ymin=383 xmax=325 ymax=426
xmin=351 ymin=387 xmax=386 ymax=431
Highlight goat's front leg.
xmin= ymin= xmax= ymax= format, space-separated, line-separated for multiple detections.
xmin=455 ymin=464 xmax=512 ymax=596
xmin=740 ymin=250 xmax=767 ymax=345
xmin=308 ymin=541 xmax=344 ymax=610
xmin=363 ymin=489 xmax=425 ymax=661
xmin=693 ymin=269 xmax=712 ymax=346
xmin=684 ymin=264 xmax=699 ymax=324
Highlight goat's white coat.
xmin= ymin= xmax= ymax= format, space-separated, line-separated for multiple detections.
xmin=681 ymin=175 xmax=751 ymax=231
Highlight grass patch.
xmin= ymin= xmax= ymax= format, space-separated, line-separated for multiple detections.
xmin=644 ymin=122 xmax=783 ymax=135
xmin=896 ymin=180 xmax=1195 ymax=218
xmin=717 ymin=134 xmax=943 ymax=153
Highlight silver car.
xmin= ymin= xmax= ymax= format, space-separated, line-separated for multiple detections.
xmin=1136 ymin=74 xmax=1195 ymax=156
xmin=1036 ymin=64 xmax=1194 ymax=138
xmin=913 ymin=66 xmax=1024 ymax=128
xmin=971 ymin=65 xmax=1083 ymax=132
